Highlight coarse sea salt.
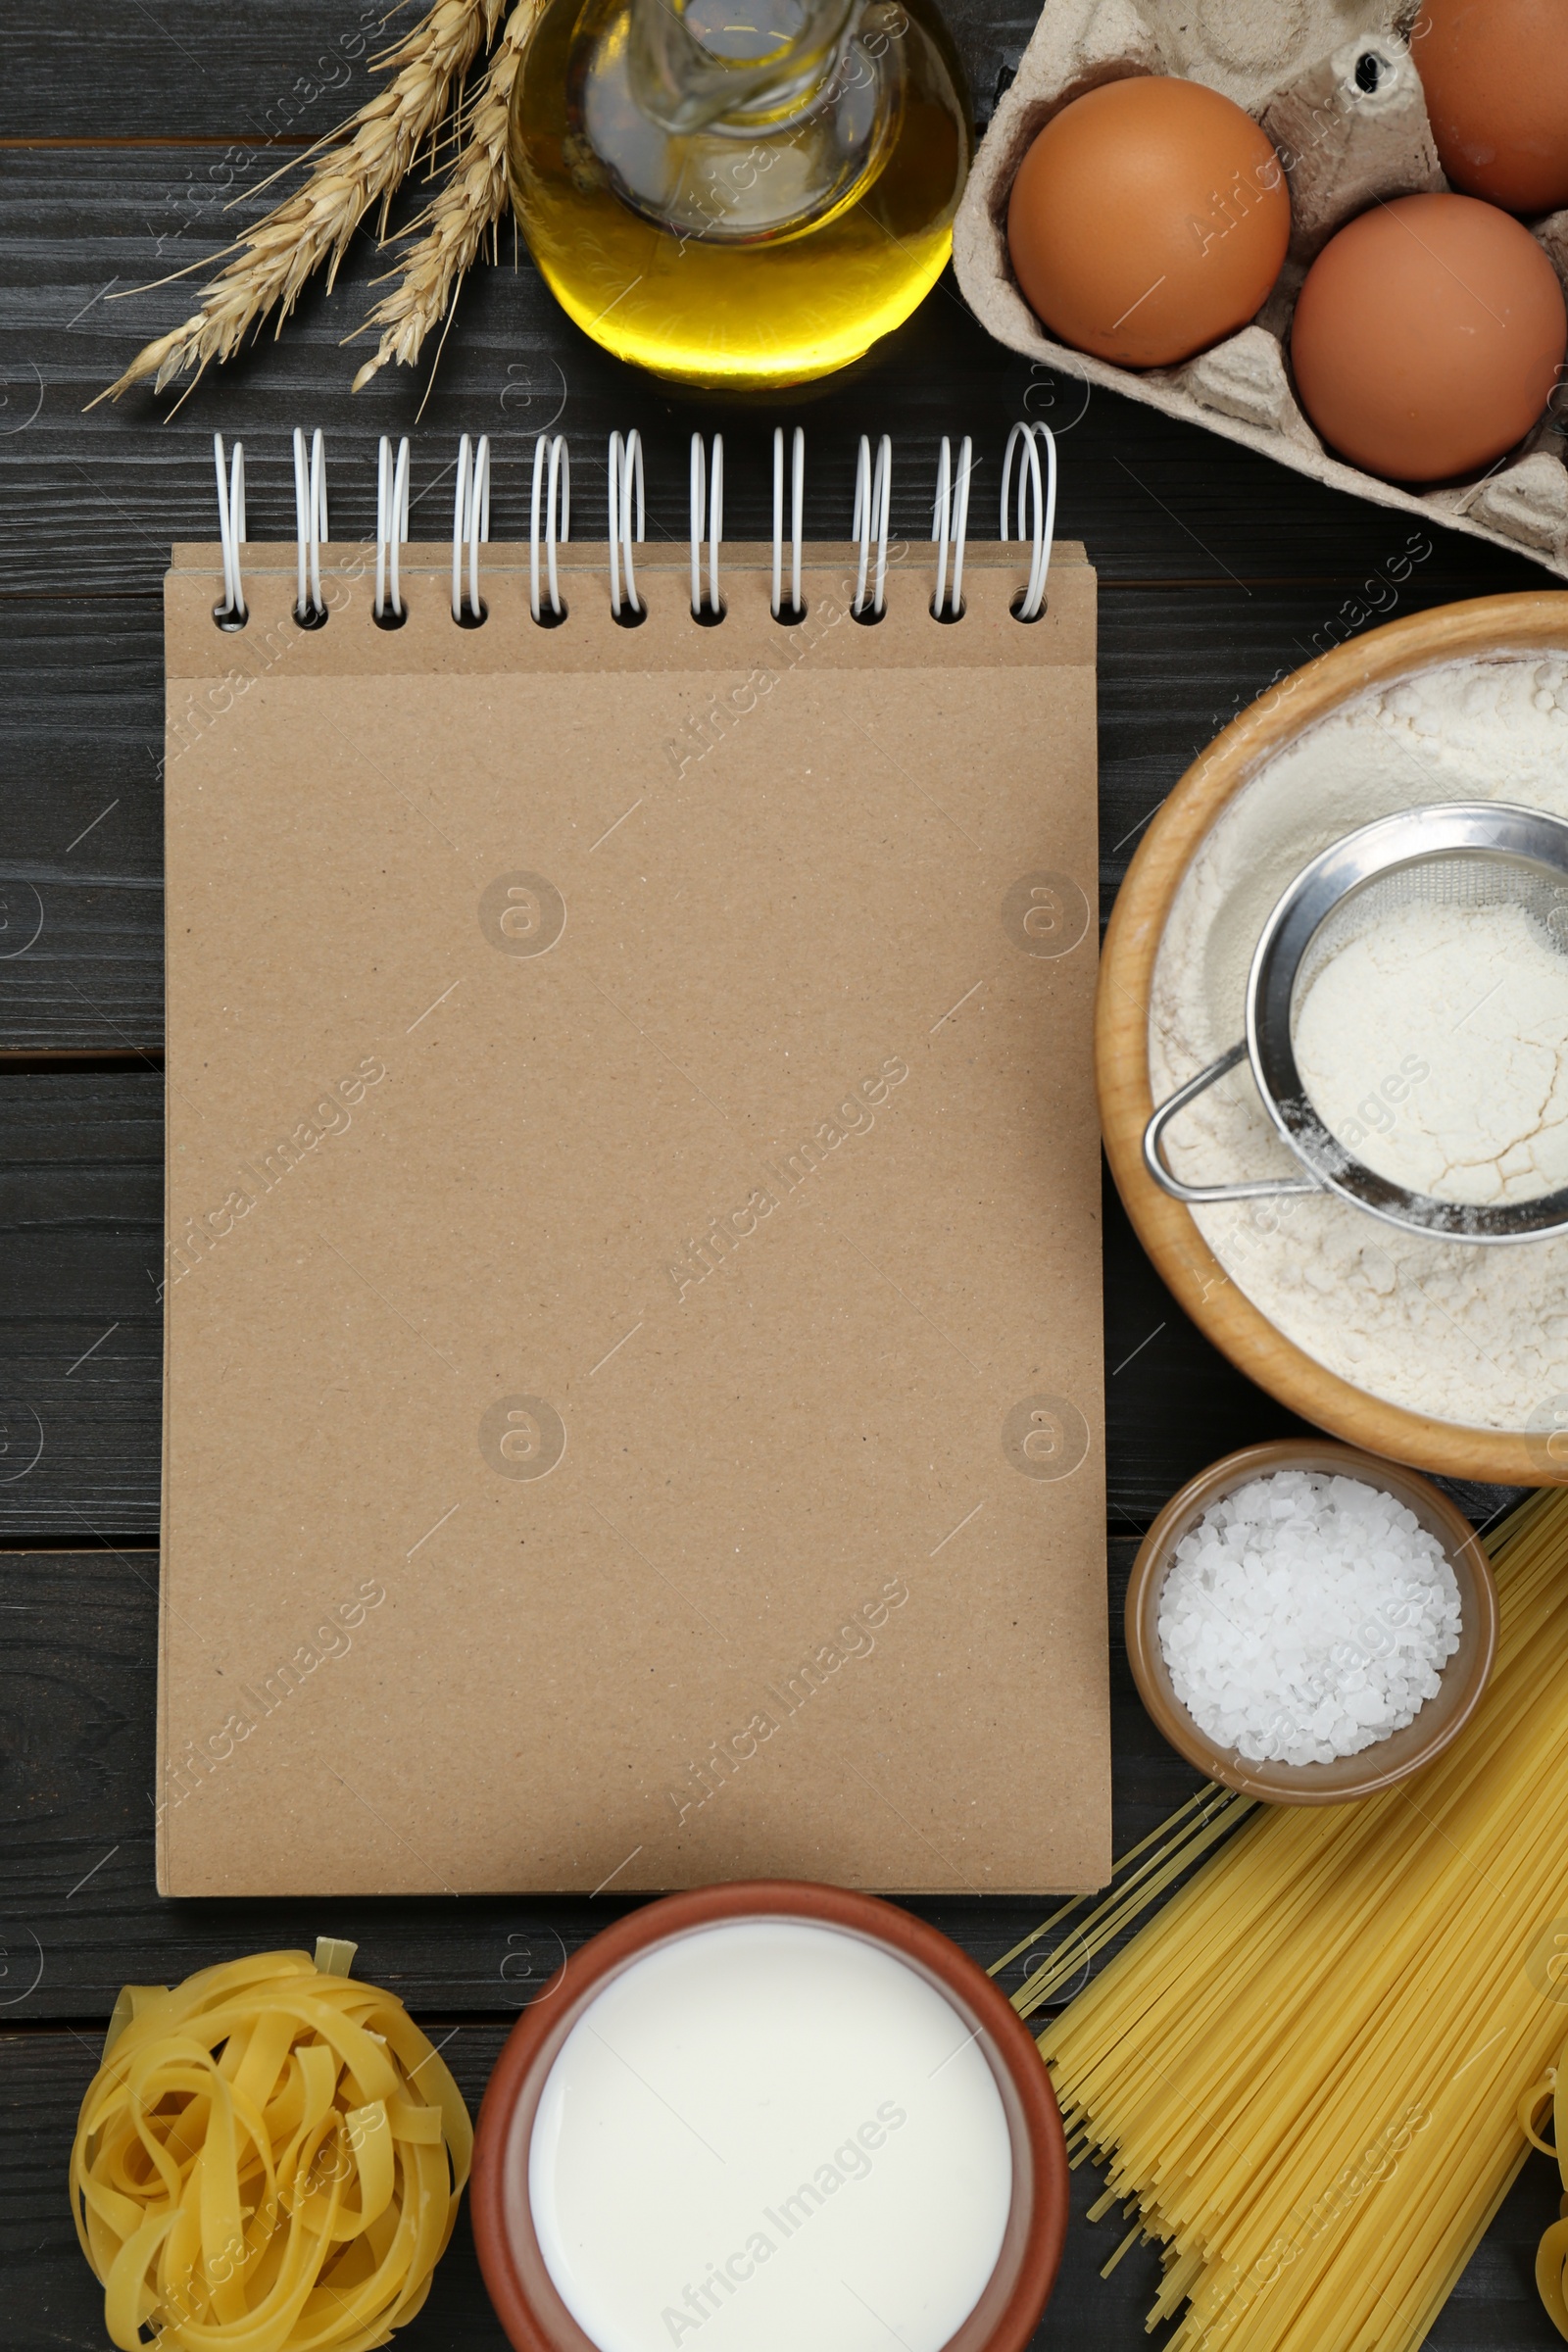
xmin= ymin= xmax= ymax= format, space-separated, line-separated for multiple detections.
xmin=1156 ymin=1469 xmax=1462 ymax=1766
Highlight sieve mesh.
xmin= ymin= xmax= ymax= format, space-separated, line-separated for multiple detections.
xmin=1249 ymin=817 xmax=1568 ymax=1240
xmin=1289 ymin=850 xmax=1568 ymax=1021
xmin=1140 ymin=808 xmax=1568 ymax=1246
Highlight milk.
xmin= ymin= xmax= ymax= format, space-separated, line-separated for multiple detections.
xmin=528 ymin=1919 xmax=1014 ymax=2352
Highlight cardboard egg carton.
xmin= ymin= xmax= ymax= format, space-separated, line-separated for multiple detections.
xmin=953 ymin=0 xmax=1568 ymax=574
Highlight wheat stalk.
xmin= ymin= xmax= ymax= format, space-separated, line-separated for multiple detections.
xmin=97 ymin=0 xmax=510 ymax=404
xmin=350 ymin=0 xmax=539 ymax=393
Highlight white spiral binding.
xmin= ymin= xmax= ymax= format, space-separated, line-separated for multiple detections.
xmin=375 ymin=435 xmax=410 ymax=623
xmin=609 ymin=430 xmax=646 ymax=620
xmin=852 ymin=433 xmax=891 ymax=619
xmin=690 ymin=433 xmax=723 ymax=619
xmin=772 ymin=426 xmax=805 ymax=621
xmin=292 ymin=426 xmax=328 ymax=622
xmin=530 ymin=433 xmax=570 ymax=622
xmin=931 ymin=435 xmax=973 ymax=621
xmin=212 ymin=426 xmax=1050 ymax=634
xmin=453 ymin=433 xmax=491 ymax=622
xmin=212 ymin=432 xmax=247 ymax=625
xmin=1001 ymin=421 xmax=1056 ymax=622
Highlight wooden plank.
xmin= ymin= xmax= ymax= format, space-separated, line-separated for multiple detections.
xmin=5 ymin=2018 xmax=1563 ymax=2351
xmin=0 ymin=1537 xmax=1203 ymax=2016
xmin=0 ymin=603 xmax=161 ymax=870
xmin=8 ymin=4 xmax=412 ymax=143
xmin=0 ymin=145 xmax=1553 ymax=597
xmin=4 ymin=14 xmax=1555 ymax=2343
xmin=0 ymin=599 xmax=163 ymax=1054
xmin=0 ymin=1496 xmax=1549 ymax=2334
xmin=8 ymin=0 xmax=1021 ymax=146
xmin=0 ymin=1073 xmax=162 ymax=1534
xmin=0 ymin=1071 xmax=1447 ymax=1534
xmin=10 ymin=1088 xmax=1293 ymax=1549
xmin=1 ymin=2022 xmax=1116 ymax=2350
xmin=0 ymin=573 xmax=1547 ymax=1052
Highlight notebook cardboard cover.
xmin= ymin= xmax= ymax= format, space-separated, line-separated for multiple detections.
xmin=158 ymin=536 xmax=1108 ymax=1896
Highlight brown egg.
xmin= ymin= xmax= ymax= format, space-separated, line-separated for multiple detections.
xmin=1290 ymin=193 xmax=1566 ymax=482
xmin=1005 ymin=76 xmax=1291 ymax=369
xmin=1413 ymin=0 xmax=1568 ymax=216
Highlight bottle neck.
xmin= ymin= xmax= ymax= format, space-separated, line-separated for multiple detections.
xmin=626 ymin=0 xmax=858 ymax=135
xmin=571 ymin=0 xmax=906 ymax=244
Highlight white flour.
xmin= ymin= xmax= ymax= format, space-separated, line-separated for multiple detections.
xmin=1295 ymin=900 xmax=1568 ymax=1206
xmin=1150 ymin=653 xmax=1568 ymax=1435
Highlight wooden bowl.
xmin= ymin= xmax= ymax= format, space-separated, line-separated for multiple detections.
xmin=1126 ymin=1440 xmax=1498 ymax=1803
xmin=1097 ymin=590 xmax=1568 ymax=1486
xmin=470 ymin=1880 xmax=1069 ymax=2352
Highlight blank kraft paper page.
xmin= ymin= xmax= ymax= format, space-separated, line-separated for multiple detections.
xmin=157 ymin=534 xmax=1108 ymax=1897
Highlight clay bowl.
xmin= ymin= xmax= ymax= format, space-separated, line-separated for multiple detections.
xmin=470 ymin=1879 xmax=1069 ymax=2352
xmin=1125 ymin=1440 xmax=1498 ymax=1804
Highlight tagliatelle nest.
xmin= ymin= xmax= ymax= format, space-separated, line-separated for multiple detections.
xmin=100 ymin=0 xmax=537 ymax=404
xmin=69 ymin=1941 xmax=472 ymax=2352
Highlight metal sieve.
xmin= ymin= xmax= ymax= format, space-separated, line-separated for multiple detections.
xmin=1143 ymin=803 xmax=1568 ymax=1245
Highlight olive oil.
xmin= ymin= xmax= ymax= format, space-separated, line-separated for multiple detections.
xmin=507 ymin=0 xmax=972 ymax=388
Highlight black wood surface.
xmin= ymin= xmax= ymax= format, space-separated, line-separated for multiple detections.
xmin=7 ymin=2021 xmax=1561 ymax=2351
xmin=0 ymin=1538 xmax=1200 ymax=2014
xmin=1 ymin=577 xmax=1549 ymax=1055
xmin=0 ymin=1071 xmax=1325 ymax=1535
xmin=0 ymin=6 xmax=1556 ymax=2345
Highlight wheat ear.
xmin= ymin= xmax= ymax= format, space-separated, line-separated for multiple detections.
xmin=97 ymin=0 xmax=510 ymax=404
xmin=350 ymin=0 xmax=540 ymax=393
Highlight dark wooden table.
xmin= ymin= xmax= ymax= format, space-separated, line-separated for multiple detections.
xmin=1 ymin=7 xmax=1560 ymax=2343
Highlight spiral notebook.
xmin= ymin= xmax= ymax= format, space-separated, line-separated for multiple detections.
xmin=158 ymin=474 xmax=1107 ymax=1897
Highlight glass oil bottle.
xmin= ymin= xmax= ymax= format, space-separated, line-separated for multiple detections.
xmin=507 ymin=0 xmax=972 ymax=388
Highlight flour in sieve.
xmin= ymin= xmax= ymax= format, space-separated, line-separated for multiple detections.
xmin=1294 ymin=899 xmax=1568 ymax=1206
xmin=1151 ymin=653 xmax=1568 ymax=1432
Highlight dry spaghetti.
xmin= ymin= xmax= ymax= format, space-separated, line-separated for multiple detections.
xmin=70 ymin=1938 xmax=471 ymax=2352
xmin=1035 ymin=1487 xmax=1568 ymax=2352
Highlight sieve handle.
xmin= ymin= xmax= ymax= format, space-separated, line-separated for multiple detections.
xmin=1144 ymin=1042 xmax=1322 ymax=1205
